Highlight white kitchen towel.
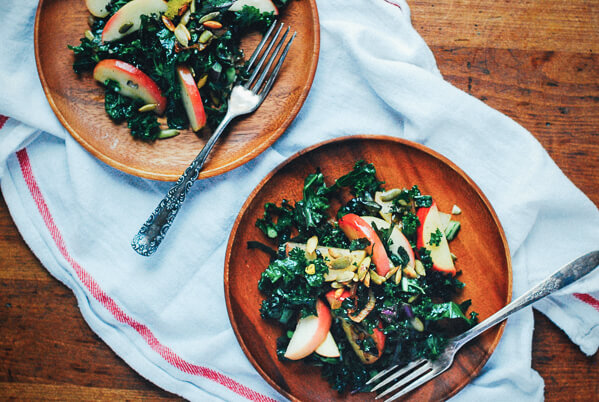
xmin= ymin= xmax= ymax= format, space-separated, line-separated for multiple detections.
xmin=1 ymin=0 xmax=598 ymax=401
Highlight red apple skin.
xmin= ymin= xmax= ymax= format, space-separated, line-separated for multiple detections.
xmin=283 ymin=299 xmax=332 ymax=360
xmin=176 ymin=66 xmax=207 ymax=132
xmin=101 ymin=0 xmax=168 ymax=42
xmin=416 ymin=202 xmax=456 ymax=276
xmin=229 ymin=0 xmax=279 ymax=15
xmin=338 ymin=213 xmax=392 ymax=277
xmin=93 ymin=59 xmax=166 ymax=114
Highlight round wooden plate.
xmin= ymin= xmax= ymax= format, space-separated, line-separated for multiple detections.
xmin=225 ymin=135 xmax=512 ymax=401
xmin=34 ymin=0 xmax=319 ymax=181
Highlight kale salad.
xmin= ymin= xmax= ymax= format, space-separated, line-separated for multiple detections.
xmin=69 ymin=0 xmax=288 ymax=141
xmin=252 ymin=161 xmax=478 ymax=393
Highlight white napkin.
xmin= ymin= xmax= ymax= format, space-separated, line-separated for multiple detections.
xmin=1 ymin=0 xmax=598 ymax=400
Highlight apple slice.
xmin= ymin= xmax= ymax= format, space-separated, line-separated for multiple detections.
xmin=315 ymin=331 xmax=340 ymax=358
xmin=416 ymin=202 xmax=456 ymax=275
xmin=228 ymin=0 xmax=278 ymax=15
xmin=86 ymin=0 xmax=111 ymax=17
xmin=360 ymin=216 xmax=415 ymax=271
xmin=176 ymin=66 xmax=207 ymax=131
xmin=102 ymin=0 xmax=168 ymax=42
xmin=93 ymin=59 xmax=166 ymax=114
xmin=338 ymin=213 xmax=392 ymax=277
xmin=284 ymin=299 xmax=332 ymax=360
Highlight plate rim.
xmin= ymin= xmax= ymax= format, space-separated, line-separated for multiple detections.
xmin=224 ymin=134 xmax=513 ymax=401
xmin=33 ymin=0 xmax=320 ymax=182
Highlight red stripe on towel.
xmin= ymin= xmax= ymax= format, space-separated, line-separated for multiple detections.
xmin=574 ymin=293 xmax=599 ymax=312
xmin=16 ymin=148 xmax=275 ymax=402
xmin=0 ymin=115 xmax=8 ymax=129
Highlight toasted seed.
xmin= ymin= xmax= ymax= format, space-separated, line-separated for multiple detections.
xmin=403 ymin=264 xmax=418 ymax=278
xmin=397 ymin=199 xmax=409 ymax=207
xmin=328 ymin=248 xmax=341 ymax=259
xmin=380 ymin=188 xmax=402 ymax=201
xmin=350 ymin=250 xmax=366 ymax=267
xmin=196 ymin=74 xmax=208 ymax=89
xmin=305 ymin=263 xmax=315 ymax=275
xmin=203 ymin=20 xmax=223 ymax=29
xmin=331 ymin=256 xmax=351 ymax=270
xmin=198 ymin=11 xmax=220 ymax=23
xmin=180 ymin=9 xmax=191 ymax=26
xmin=370 ymin=270 xmax=385 ymax=285
xmin=357 ymin=256 xmax=371 ymax=281
xmin=410 ymin=317 xmax=424 ymax=332
xmin=174 ymin=24 xmax=191 ymax=47
xmin=353 ymin=273 xmax=359 ymax=282
xmin=119 ymin=22 xmax=134 ymax=34
xmin=199 ymin=30 xmax=214 ymax=44
xmin=336 ymin=270 xmax=355 ymax=283
xmin=178 ymin=2 xmax=189 ymax=16
xmin=363 ymin=272 xmax=371 ymax=287
xmin=394 ymin=268 xmax=402 ymax=284
xmin=407 ymin=294 xmax=419 ymax=303
xmin=452 ymin=204 xmax=462 ymax=215
xmin=331 ymin=281 xmax=344 ymax=289
xmin=158 ymin=129 xmax=180 ymax=139
xmin=335 ymin=287 xmax=345 ymax=299
xmin=414 ymin=260 xmax=426 ymax=276
xmin=190 ymin=0 xmax=196 ymax=13
xmin=162 ymin=15 xmax=176 ymax=31
xmin=306 ymin=236 xmax=318 ymax=254
xmin=385 ymin=265 xmax=400 ymax=280
xmin=138 ymin=103 xmax=157 ymax=113
xmin=84 ymin=30 xmax=95 ymax=41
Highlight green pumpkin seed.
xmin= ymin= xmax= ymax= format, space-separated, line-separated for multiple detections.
xmin=138 ymin=103 xmax=157 ymax=113
xmin=158 ymin=129 xmax=180 ymax=139
xmin=198 ymin=11 xmax=220 ymax=23
xmin=380 ymin=188 xmax=402 ymax=201
xmin=199 ymin=30 xmax=213 ymax=44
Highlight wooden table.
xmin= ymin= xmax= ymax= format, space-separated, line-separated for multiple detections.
xmin=1 ymin=0 xmax=598 ymax=399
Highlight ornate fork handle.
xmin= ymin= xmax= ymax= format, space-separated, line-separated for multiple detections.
xmin=453 ymin=250 xmax=599 ymax=349
xmin=131 ymin=112 xmax=235 ymax=256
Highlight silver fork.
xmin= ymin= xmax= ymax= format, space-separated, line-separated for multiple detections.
xmin=368 ymin=250 xmax=599 ymax=401
xmin=131 ymin=22 xmax=296 ymax=256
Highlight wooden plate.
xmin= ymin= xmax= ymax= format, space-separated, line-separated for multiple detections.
xmin=225 ymin=135 xmax=512 ymax=401
xmin=34 ymin=0 xmax=319 ymax=181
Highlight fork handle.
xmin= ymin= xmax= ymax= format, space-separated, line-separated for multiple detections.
xmin=453 ymin=250 xmax=599 ymax=348
xmin=131 ymin=112 xmax=234 ymax=256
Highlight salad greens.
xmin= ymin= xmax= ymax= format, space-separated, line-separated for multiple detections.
xmin=253 ymin=161 xmax=478 ymax=394
xmin=69 ymin=0 xmax=284 ymax=140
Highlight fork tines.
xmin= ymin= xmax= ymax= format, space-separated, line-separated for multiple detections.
xmin=244 ymin=21 xmax=296 ymax=97
xmin=367 ymin=358 xmax=435 ymax=401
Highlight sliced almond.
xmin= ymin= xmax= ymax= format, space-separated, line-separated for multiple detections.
xmin=328 ymin=248 xmax=341 ymax=259
xmin=395 ymin=268 xmax=402 ymax=284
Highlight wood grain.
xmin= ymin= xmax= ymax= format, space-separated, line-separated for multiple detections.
xmin=34 ymin=0 xmax=319 ymax=181
xmin=224 ymin=136 xmax=512 ymax=401
xmin=2 ymin=0 xmax=598 ymax=400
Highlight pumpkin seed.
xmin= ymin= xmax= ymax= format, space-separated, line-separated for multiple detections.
xmin=118 ymin=22 xmax=134 ymax=34
xmin=385 ymin=265 xmax=400 ymax=280
xmin=328 ymin=248 xmax=341 ymax=259
xmin=403 ymin=264 xmax=418 ymax=278
xmin=162 ymin=15 xmax=176 ymax=31
xmin=380 ymin=188 xmax=402 ymax=201
xmin=198 ymin=11 xmax=220 ymax=23
xmin=350 ymin=250 xmax=366 ymax=267
xmin=305 ymin=263 xmax=315 ymax=275
xmin=331 ymin=281 xmax=344 ymax=289
xmin=357 ymin=256 xmax=371 ymax=281
xmin=158 ymin=129 xmax=180 ymax=139
xmin=331 ymin=256 xmax=351 ymax=270
xmin=138 ymin=103 xmax=157 ymax=113
xmin=306 ymin=236 xmax=318 ymax=254
xmin=414 ymin=260 xmax=426 ymax=276
xmin=203 ymin=20 xmax=223 ymax=29
xmin=370 ymin=270 xmax=385 ymax=285
xmin=190 ymin=0 xmax=196 ymax=13
xmin=174 ymin=24 xmax=191 ymax=47
xmin=363 ymin=272 xmax=371 ymax=287
xmin=199 ymin=30 xmax=213 ymax=44
xmin=410 ymin=317 xmax=424 ymax=332
xmin=394 ymin=268 xmax=402 ymax=284
xmin=180 ymin=9 xmax=191 ymax=26
xmin=84 ymin=30 xmax=95 ymax=41
xmin=336 ymin=270 xmax=355 ymax=283
xmin=196 ymin=74 xmax=208 ymax=89
xmin=334 ymin=288 xmax=345 ymax=299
